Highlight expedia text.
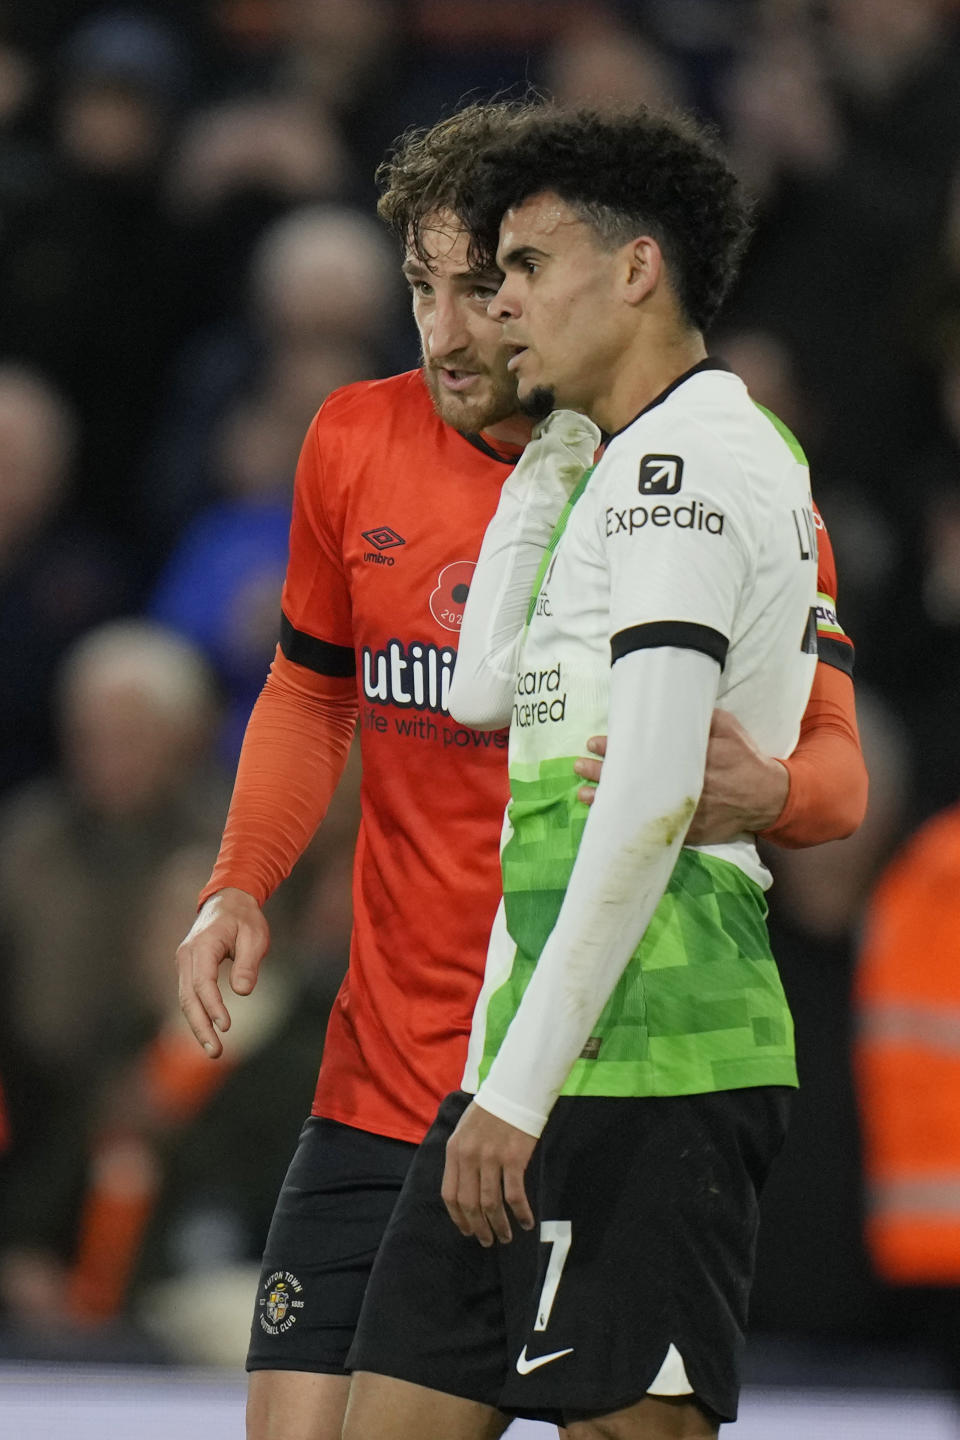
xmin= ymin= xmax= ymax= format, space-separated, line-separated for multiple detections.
xmin=605 ymin=500 xmax=724 ymax=536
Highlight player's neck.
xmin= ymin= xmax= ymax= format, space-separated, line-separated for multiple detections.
xmin=482 ymin=413 xmax=535 ymax=448
xmin=594 ymin=330 xmax=707 ymax=435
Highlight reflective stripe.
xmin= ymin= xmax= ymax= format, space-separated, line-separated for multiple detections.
xmin=858 ymin=1001 xmax=960 ymax=1056
xmin=869 ymin=1175 xmax=960 ymax=1216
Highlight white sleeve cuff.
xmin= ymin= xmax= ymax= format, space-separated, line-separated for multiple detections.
xmin=472 ymin=1085 xmax=548 ymax=1139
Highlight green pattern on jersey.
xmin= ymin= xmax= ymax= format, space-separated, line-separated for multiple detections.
xmin=481 ymin=761 xmax=798 ymax=1098
xmin=753 ymin=403 xmax=808 ymax=465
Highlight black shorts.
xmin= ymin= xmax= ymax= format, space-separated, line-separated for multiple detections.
xmin=246 ymin=1116 xmax=417 ymax=1373
xmin=348 ymin=1087 xmax=791 ymax=1426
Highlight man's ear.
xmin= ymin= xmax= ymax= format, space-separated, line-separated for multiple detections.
xmin=622 ymin=235 xmax=663 ymax=308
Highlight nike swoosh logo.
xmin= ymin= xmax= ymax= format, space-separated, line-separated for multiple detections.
xmin=516 ymin=1344 xmax=574 ymax=1375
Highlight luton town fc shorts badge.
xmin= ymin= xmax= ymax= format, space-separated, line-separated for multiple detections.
xmin=258 ymin=1271 xmax=305 ymax=1334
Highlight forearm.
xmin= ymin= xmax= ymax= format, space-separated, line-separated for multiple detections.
xmin=762 ymin=662 xmax=867 ymax=847
xmin=475 ymin=647 xmax=718 ymax=1135
xmin=450 ymin=412 xmax=599 ymax=730
xmin=199 ymin=647 xmax=357 ymax=907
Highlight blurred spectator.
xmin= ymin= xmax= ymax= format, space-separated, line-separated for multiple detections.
xmin=0 ymin=29 xmax=35 ymax=130
xmin=0 ymin=620 xmax=227 ymax=1323
xmin=723 ymin=22 xmax=844 ymax=202
xmin=719 ymin=327 xmax=818 ymax=450
xmin=72 ymin=841 xmax=346 ymax=1359
xmin=0 ymin=10 xmax=196 ymax=545
xmin=166 ymin=91 xmax=345 ymax=226
xmin=57 ymin=9 xmax=190 ymax=175
xmin=162 ymin=0 xmax=359 ymax=330
xmin=0 ymin=363 xmax=128 ymax=798
xmin=245 ymin=203 xmax=401 ymax=374
xmin=543 ymin=12 xmax=686 ymax=111
xmin=140 ymin=203 xmax=393 ymax=560
xmin=0 ymin=725 xmax=358 ymax=1360
xmin=145 ymin=410 xmax=293 ymax=763
xmin=854 ymin=797 xmax=960 ymax=1388
xmin=894 ymin=160 xmax=960 ymax=819
xmin=0 ymin=618 xmax=222 ymax=1064
xmin=719 ymin=3 xmax=960 ymax=749
xmin=615 ymin=0 xmax=756 ymax=120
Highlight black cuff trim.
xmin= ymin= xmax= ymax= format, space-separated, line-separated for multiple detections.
xmin=280 ymin=613 xmax=356 ymax=677
xmin=817 ymin=634 xmax=855 ymax=677
xmin=611 ymin=620 xmax=728 ymax=669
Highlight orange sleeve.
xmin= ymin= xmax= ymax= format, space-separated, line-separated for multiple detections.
xmin=198 ymin=646 xmax=358 ymax=908
xmin=760 ymin=659 xmax=868 ymax=848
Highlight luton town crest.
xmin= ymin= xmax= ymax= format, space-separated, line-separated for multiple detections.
xmin=259 ymin=1270 xmax=305 ymax=1334
xmin=266 ymin=1281 xmax=290 ymax=1324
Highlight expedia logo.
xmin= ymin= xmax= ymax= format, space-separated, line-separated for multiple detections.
xmin=362 ymin=638 xmax=456 ymax=712
xmin=638 ymin=454 xmax=683 ymax=494
xmin=605 ymin=501 xmax=724 ymax=536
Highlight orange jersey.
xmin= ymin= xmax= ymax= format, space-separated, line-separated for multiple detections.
xmin=214 ymin=369 xmax=860 ymax=1143
xmin=283 ymin=371 xmax=519 ymax=1141
xmin=855 ymin=805 xmax=960 ymax=1281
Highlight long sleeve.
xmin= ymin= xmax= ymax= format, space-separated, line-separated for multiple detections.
xmin=449 ymin=411 xmax=600 ymax=731
xmin=762 ymin=661 xmax=867 ymax=848
xmin=198 ymin=646 xmax=357 ymax=907
xmin=474 ymin=645 xmax=719 ymax=1136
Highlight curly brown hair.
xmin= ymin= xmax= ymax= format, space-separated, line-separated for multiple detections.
xmin=376 ymin=99 xmax=537 ymax=264
xmin=457 ymin=104 xmax=754 ymax=333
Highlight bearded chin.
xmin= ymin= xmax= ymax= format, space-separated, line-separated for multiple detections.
xmin=420 ymin=355 xmax=519 ymax=431
xmin=518 ymin=385 xmax=556 ymax=423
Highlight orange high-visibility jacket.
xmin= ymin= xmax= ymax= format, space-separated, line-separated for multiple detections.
xmin=855 ymin=803 xmax=960 ymax=1282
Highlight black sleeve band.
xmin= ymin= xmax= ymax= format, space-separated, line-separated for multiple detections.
xmin=280 ymin=612 xmax=356 ymax=677
xmin=611 ymin=620 xmax=728 ymax=670
xmin=817 ymin=634 xmax=855 ymax=677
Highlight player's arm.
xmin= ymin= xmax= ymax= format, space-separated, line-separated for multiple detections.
xmin=444 ymin=644 xmax=717 ymax=1243
xmin=450 ymin=411 xmax=599 ymax=731
xmin=689 ymin=508 xmax=865 ymax=843
xmin=178 ymin=411 xmax=358 ymax=1057
xmin=655 ymin=653 xmax=864 ymax=844
xmin=759 ymin=522 xmax=866 ymax=843
xmin=178 ymin=651 xmax=357 ymax=1057
xmin=576 ymin=530 xmax=867 ymax=846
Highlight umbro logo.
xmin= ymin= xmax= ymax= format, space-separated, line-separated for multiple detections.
xmin=362 ymin=526 xmax=405 ymax=551
xmin=638 ymin=454 xmax=683 ymax=494
xmin=516 ymin=1344 xmax=574 ymax=1375
xmin=362 ymin=526 xmax=405 ymax=566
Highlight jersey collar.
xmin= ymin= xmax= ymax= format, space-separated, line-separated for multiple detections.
xmin=608 ymin=357 xmax=734 ymax=442
xmin=460 ymin=430 xmax=524 ymax=465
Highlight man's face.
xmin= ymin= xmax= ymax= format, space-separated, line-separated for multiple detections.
xmin=491 ymin=192 xmax=625 ymax=422
xmin=404 ymin=214 xmax=519 ymax=433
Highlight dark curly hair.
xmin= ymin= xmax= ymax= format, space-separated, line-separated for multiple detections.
xmin=376 ymin=99 xmax=537 ymax=264
xmin=458 ymin=105 xmax=754 ymax=333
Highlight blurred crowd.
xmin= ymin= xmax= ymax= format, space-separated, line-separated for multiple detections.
xmin=0 ymin=0 xmax=959 ymax=1385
